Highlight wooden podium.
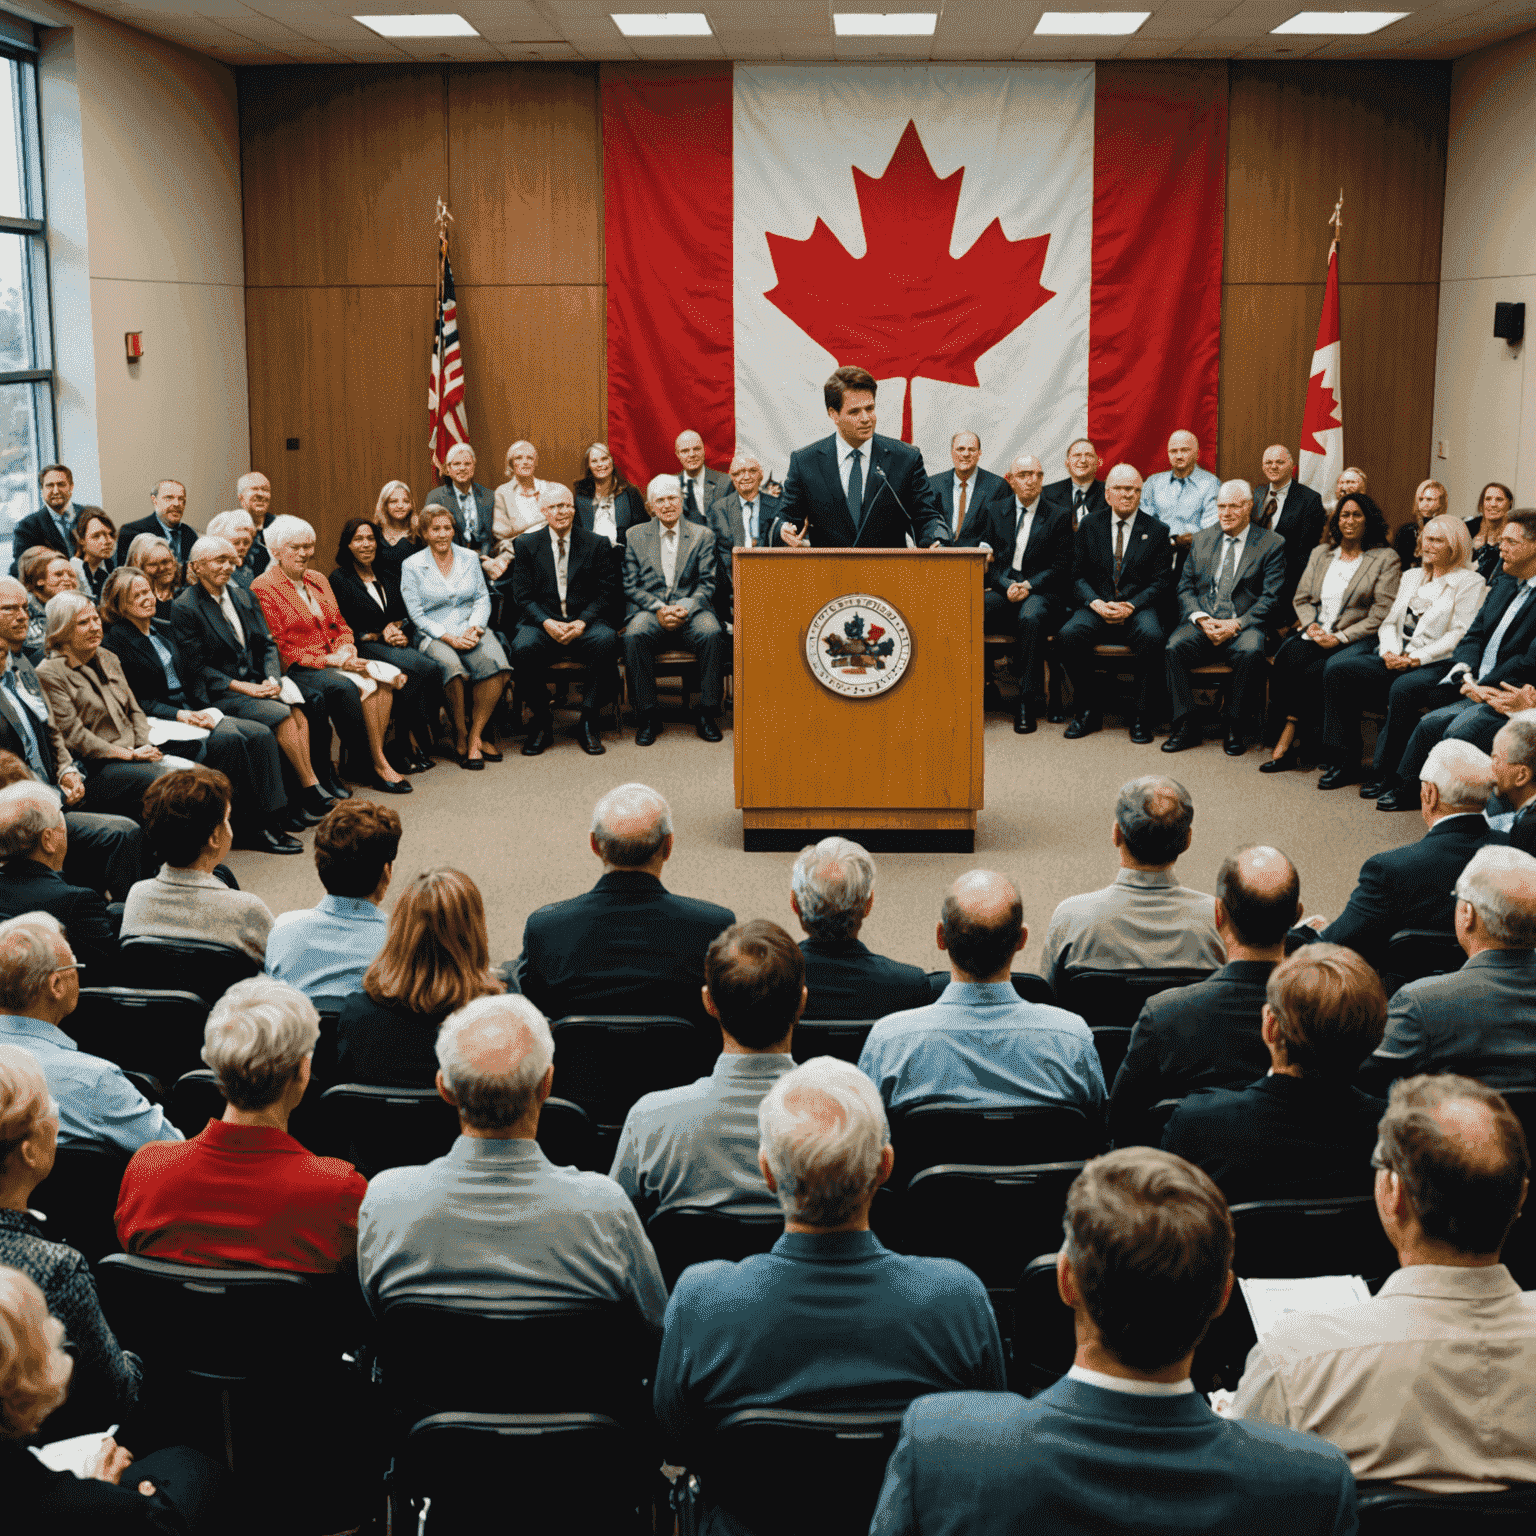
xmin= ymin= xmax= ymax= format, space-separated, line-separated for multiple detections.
xmin=733 ymin=547 xmax=986 ymax=852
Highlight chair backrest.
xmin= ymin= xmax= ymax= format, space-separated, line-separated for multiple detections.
xmin=67 ymin=987 xmax=211 ymax=1086
xmin=29 ymin=1141 xmax=130 ymax=1266
xmin=1058 ymin=968 xmax=1217 ymax=1031
xmin=791 ymin=1019 xmax=877 ymax=1065
xmin=1011 ymin=1251 xmax=1074 ymax=1396
xmin=1090 ymin=1026 xmax=1133 ymax=1087
xmin=1355 ymin=1482 xmax=1536 ymax=1533
xmin=926 ymin=971 xmax=1055 ymax=1006
xmin=889 ymin=1103 xmax=1102 ymax=1185
xmin=1499 ymin=1086 xmax=1536 ymax=1289
xmin=1381 ymin=928 xmax=1465 ymax=995
xmin=169 ymin=1069 xmax=226 ymax=1138
xmin=549 ymin=1016 xmax=714 ymax=1129
xmin=645 ymin=1207 xmax=784 ymax=1288
xmin=116 ymin=937 xmax=261 ymax=1004
xmin=1229 ymin=1194 xmax=1399 ymax=1281
xmin=1115 ymin=1096 xmax=1183 ymax=1150
xmin=704 ymin=1409 xmax=907 ymax=1535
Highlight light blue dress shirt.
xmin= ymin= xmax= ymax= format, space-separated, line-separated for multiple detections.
xmin=0 ymin=1014 xmax=181 ymax=1151
xmin=265 ymin=894 xmax=387 ymax=1000
xmin=1141 ymin=465 xmax=1220 ymax=536
xmin=858 ymin=981 xmax=1105 ymax=1115
xmin=399 ymin=545 xmax=492 ymax=640
xmin=1475 ymin=575 xmax=1536 ymax=680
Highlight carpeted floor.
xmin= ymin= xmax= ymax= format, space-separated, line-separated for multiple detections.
xmin=226 ymin=702 xmax=1423 ymax=979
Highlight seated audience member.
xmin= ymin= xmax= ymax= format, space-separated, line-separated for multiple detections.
xmin=0 ymin=1266 xmax=230 ymax=1533
xmin=0 ymin=782 xmax=117 ymax=976
xmin=1234 ymin=1074 xmax=1535 ymax=1490
xmin=1373 ymin=508 xmax=1536 ymax=810
xmin=0 ymin=914 xmax=179 ymax=1150
xmin=1321 ymin=513 xmax=1485 ymax=791
xmin=1055 ymin=464 xmax=1173 ymax=744
xmin=1040 ymin=776 xmax=1223 ymax=994
xmin=1333 ymin=465 xmax=1367 ymax=507
xmin=674 ymin=427 xmax=731 ymax=527
xmin=116 ymin=978 xmax=367 ymax=1272
xmin=930 ymin=430 xmax=1008 ymax=543
xmin=17 ymin=545 xmax=78 ymax=661
xmin=1495 ymin=709 xmax=1536 ymax=851
xmin=1162 ymin=945 xmax=1386 ymax=1203
xmin=1262 ymin=493 xmax=1400 ymax=775
xmin=120 ymin=768 xmax=273 ymax=963
xmin=1040 ymin=437 xmax=1106 ymax=528
xmin=236 ymin=471 xmax=273 ymax=560
xmin=611 ymin=919 xmax=802 ymax=1222
xmin=510 ymin=483 xmax=619 ymax=758
xmin=623 ymin=474 xmax=729 ymax=745
xmin=870 ymin=1149 xmax=1355 ymax=1536
xmin=705 ymin=451 xmax=782 ymax=623
xmin=515 ymin=783 xmax=734 ymax=1034
xmin=574 ymin=440 xmax=649 ymax=572
xmin=99 ymin=565 xmax=302 ymax=854
xmin=1469 ymin=479 xmax=1515 ymax=581
xmin=400 ymin=503 xmax=510 ymax=771
xmin=254 ymin=513 xmax=412 ymax=795
xmin=491 ymin=439 xmax=550 ymax=556
xmin=1392 ymin=477 xmax=1449 ymax=570
xmin=334 ymin=867 xmax=502 ymax=1086
xmin=655 ymin=1057 xmax=1005 ymax=1483
xmin=790 ymin=836 xmax=930 ymax=1020
xmin=9 ymin=464 xmax=95 ymax=576
xmin=859 ymin=871 xmax=1102 ymax=1118
xmin=0 ymin=582 xmax=146 ymax=900
xmin=70 ymin=509 xmax=117 ymax=603
xmin=123 ymin=534 xmax=182 ymax=619
xmin=116 ymin=478 xmax=195 ymax=566
xmin=1109 ymin=845 xmax=1300 ymax=1146
xmin=266 ymin=800 xmax=399 ymax=1001
xmin=204 ymin=509 xmax=262 ymax=589
xmin=371 ymin=479 xmax=424 ymax=583
xmin=1142 ymin=429 xmax=1220 ymax=552
xmin=423 ymin=442 xmax=506 ymax=580
xmin=172 ymin=532 xmax=331 ymax=819
xmin=1162 ymin=479 xmax=1287 ymax=757
xmin=1251 ymin=443 xmax=1327 ymax=610
xmin=36 ymin=591 xmax=176 ymax=819
xmin=358 ymin=995 xmax=667 ymax=1322
xmin=1360 ymin=846 xmax=1536 ymax=1093
xmin=1294 ymin=740 xmax=1506 ymax=968
xmin=0 ymin=1043 xmax=141 ymax=1418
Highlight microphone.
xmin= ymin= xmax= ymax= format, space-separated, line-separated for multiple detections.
xmin=873 ymin=465 xmax=943 ymax=546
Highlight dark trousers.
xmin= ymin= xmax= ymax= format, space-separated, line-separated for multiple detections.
xmin=192 ymin=717 xmax=285 ymax=820
xmin=288 ymin=664 xmax=369 ymax=778
xmin=984 ymin=590 xmax=1057 ymax=700
xmin=1365 ymin=665 xmax=1462 ymax=779
xmin=356 ymin=639 xmax=442 ymax=748
xmin=1319 ymin=645 xmax=1392 ymax=766
xmin=623 ymin=609 xmax=727 ymax=714
xmin=1057 ymin=605 xmax=1165 ymax=718
xmin=81 ymin=759 xmax=173 ymax=822
xmin=1166 ymin=620 xmax=1269 ymax=725
xmin=1267 ymin=633 xmax=1366 ymax=749
xmin=62 ymin=810 xmax=145 ymax=899
xmin=1398 ymin=699 xmax=1507 ymax=787
xmin=129 ymin=1446 xmax=233 ymax=1534
xmin=512 ymin=621 xmax=620 ymax=716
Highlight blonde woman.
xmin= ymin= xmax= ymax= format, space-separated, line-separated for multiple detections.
xmin=491 ymin=439 xmax=548 ymax=556
xmin=372 ymin=479 xmax=423 ymax=583
xmin=1392 ymin=478 xmax=1448 ymax=568
xmin=124 ymin=534 xmax=182 ymax=618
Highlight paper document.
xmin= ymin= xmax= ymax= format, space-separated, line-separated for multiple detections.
xmin=31 ymin=1425 xmax=118 ymax=1479
xmin=1239 ymin=1275 xmax=1372 ymax=1341
xmin=146 ymin=707 xmax=223 ymax=746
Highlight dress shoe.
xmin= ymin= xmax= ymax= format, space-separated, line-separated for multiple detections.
xmin=293 ymin=790 xmax=329 ymax=824
xmin=1129 ymin=717 xmax=1154 ymax=745
xmin=479 ymin=745 xmax=504 ymax=763
xmin=696 ymin=712 xmax=723 ymax=743
xmin=324 ymin=774 xmax=352 ymax=800
xmin=521 ymin=721 xmax=554 ymax=757
xmin=1375 ymin=787 xmax=1416 ymax=811
xmin=457 ymin=752 xmax=485 ymax=770
xmin=368 ymin=773 xmax=413 ymax=795
xmin=1317 ymin=765 xmax=1359 ymax=790
xmin=404 ymin=753 xmax=434 ymax=773
xmin=1047 ymin=707 xmax=1069 ymax=725
xmin=235 ymin=826 xmax=304 ymax=855
xmin=1161 ymin=720 xmax=1203 ymax=753
xmin=579 ymin=717 xmax=606 ymax=756
xmin=1359 ymin=780 xmax=1387 ymax=799
xmin=1258 ymin=752 xmax=1298 ymax=774
xmin=1223 ymin=728 xmax=1247 ymax=757
xmin=1014 ymin=701 xmax=1037 ymax=734
xmin=636 ymin=714 xmax=662 ymax=747
xmin=1063 ymin=711 xmax=1101 ymax=740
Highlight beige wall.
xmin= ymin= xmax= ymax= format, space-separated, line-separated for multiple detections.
xmin=1432 ymin=26 xmax=1536 ymax=514
xmin=36 ymin=0 xmax=248 ymax=530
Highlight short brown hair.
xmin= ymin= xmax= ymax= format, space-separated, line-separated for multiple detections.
xmin=99 ymin=567 xmax=149 ymax=627
xmin=1506 ymin=508 xmax=1536 ymax=545
xmin=314 ymin=801 xmax=401 ymax=897
xmin=17 ymin=546 xmax=58 ymax=594
xmin=824 ymin=366 xmax=877 ymax=413
xmin=363 ymin=867 xmax=503 ymax=1015
xmin=705 ymin=919 xmax=804 ymax=1049
xmin=141 ymin=767 xmax=231 ymax=867
xmin=0 ymin=752 xmax=30 ymax=790
xmin=71 ymin=508 xmax=115 ymax=554
xmin=1265 ymin=944 xmax=1386 ymax=1077
xmin=420 ymin=504 xmax=456 ymax=537
xmin=1376 ymin=1075 xmax=1530 ymax=1255
xmin=1065 ymin=1148 xmax=1234 ymax=1371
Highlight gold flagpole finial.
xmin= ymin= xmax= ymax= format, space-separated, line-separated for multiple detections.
xmin=1329 ymin=190 xmax=1343 ymax=240
xmin=434 ymin=198 xmax=453 ymax=247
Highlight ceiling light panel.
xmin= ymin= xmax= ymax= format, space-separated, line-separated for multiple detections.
xmin=1270 ymin=11 xmax=1410 ymax=33
xmin=833 ymin=14 xmax=939 ymax=35
xmin=353 ymin=14 xmax=479 ymax=37
xmin=610 ymin=12 xmax=714 ymax=34
xmin=1034 ymin=11 xmax=1151 ymax=34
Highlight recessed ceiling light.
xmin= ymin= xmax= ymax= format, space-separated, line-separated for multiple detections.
xmin=833 ymin=13 xmax=939 ymax=35
xmin=610 ymin=12 xmax=713 ymax=35
xmin=353 ymin=13 xmax=478 ymax=38
xmin=1034 ymin=11 xmax=1151 ymax=34
xmin=1270 ymin=11 xmax=1408 ymax=33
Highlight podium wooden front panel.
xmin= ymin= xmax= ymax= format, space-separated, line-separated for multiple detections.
xmin=733 ymin=548 xmax=986 ymax=851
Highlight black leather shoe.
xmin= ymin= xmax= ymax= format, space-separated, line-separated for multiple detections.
xmin=324 ymin=774 xmax=352 ymax=800
xmin=404 ymin=753 xmax=434 ymax=773
xmin=1375 ymin=787 xmax=1416 ymax=811
xmin=579 ymin=718 xmax=606 ymax=755
xmin=479 ymin=745 xmax=504 ymax=763
xmin=1359 ymin=780 xmax=1387 ymax=799
xmin=1162 ymin=720 xmax=1203 ymax=753
xmin=636 ymin=715 xmax=662 ymax=747
xmin=1014 ymin=701 xmax=1037 ymax=734
xmin=1047 ymin=707 xmax=1069 ymax=724
xmin=1259 ymin=752 xmax=1298 ymax=774
xmin=521 ymin=721 xmax=554 ymax=757
xmin=1223 ymin=728 xmax=1247 ymax=757
xmin=292 ymin=793 xmax=328 ymax=826
xmin=1129 ymin=717 xmax=1154 ymax=745
xmin=368 ymin=774 xmax=413 ymax=795
xmin=1317 ymin=766 xmax=1358 ymax=790
xmin=696 ymin=712 xmax=723 ymax=742
xmin=1063 ymin=711 xmax=1101 ymax=740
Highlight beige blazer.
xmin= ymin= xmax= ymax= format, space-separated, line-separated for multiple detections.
xmin=1289 ymin=544 xmax=1402 ymax=643
xmin=1377 ymin=565 xmax=1489 ymax=665
xmin=37 ymin=647 xmax=151 ymax=759
xmin=491 ymin=478 xmax=549 ymax=556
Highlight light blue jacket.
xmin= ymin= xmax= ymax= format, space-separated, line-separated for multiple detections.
xmin=400 ymin=544 xmax=491 ymax=639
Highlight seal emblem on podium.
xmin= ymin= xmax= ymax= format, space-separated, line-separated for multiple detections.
xmin=804 ymin=593 xmax=913 ymax=698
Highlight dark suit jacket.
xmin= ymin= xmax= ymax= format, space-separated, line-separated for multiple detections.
xmin=1511 ymin=802 xmax=1536 ymax=857
xmin=930 ymin=467 xmax=1009 ymax=542
xmin=0 ymin=653 xmax=73 ymax=784
xmin=869 ymin=1378 xmax=1355 ymax=1536
xmin=1041 ymin=476 xmax=1108 ymax=528
xmin=776 ymin=433 xmax=948 ymax=549
xmin=1445 ymin=571 xmax=1536 ymax=685
xmin=1257 ymin=479 xmax=1327 ymax=610
xmin=0 ymin=857 xmax=119 ymax=977
xmin=2 ymin=1438 xmax=197 ymax=1536
xmin=1108 ymin=959 xmax=1276 ymax=1145
xmin=329 ymin=565 xmax=412 ymax=643
xmin=680 ymin=468 xmax=733 ymax=526
xmin=1177 ymin=522 xmax=1288 ymax=631
xmin=511 ymin=522 xmax=616 ymax=630
xmin=334 ymin=992 xmax=450 ymax=1088
xmin=115 ymin=514 xmax=194 ymax=565
xmin=514 ymin=870 xmax=735 ymax=1033
xmin=100 ymin=620 xmax=188 ymax=721
xmin=705 ymin=488 xmax=782 ymax=620
xmin=167 ymin=582 xmax=283 ymax=706
xmin=1071 ymin=507 xmax=1174 ymax=612
xmin=573 ymin=480 xmax=650 ymax=549
xmin=9 ymin=504 xmax=105 ymax=575
xmin=424 ymin=482 xmax=497 ymax=560
xmin=965 ymin=497 xmax=1074 ymax=602
xmin=1162 ymin=1073 xmax=1386 ymax=1205
xmin=800 ymin=937 xmax=932 ymax=1021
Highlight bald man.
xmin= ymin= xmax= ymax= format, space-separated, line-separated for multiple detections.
xmin=931 ymin=431 xmax=1009 ymax=542
xmin=858 ymin=870 xmax=1104 ymax=1121
xmin=675 ymin=429 xmax=732 ymax=528
xmin=1254 ymin=444 xmax=1327 ymax=610
xmin=960 ymin=454 xmax=1074 ymax=734
xmin=1109 ymin=845 xmax=1301 ymax=1146
xmin=1141 ymin=429 xmax=1219 ymax=547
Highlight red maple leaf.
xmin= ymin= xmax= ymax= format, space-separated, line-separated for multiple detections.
xmin=764 ymin=120 xmax=1055 ymax=442
xmin=1299 ymin=366 xmax=1341 ymax=456
xmin=866 ymin=625 xmax=886 ymax=643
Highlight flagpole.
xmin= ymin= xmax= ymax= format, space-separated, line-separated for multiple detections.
xmin=430 ymin=198 xmax=453 ymax=477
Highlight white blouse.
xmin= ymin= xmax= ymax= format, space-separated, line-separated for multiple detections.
xmin=591 ymin=494 xmax=618 ymax=546
xmin=1316 ymin=551 xmax=1361 ymax=633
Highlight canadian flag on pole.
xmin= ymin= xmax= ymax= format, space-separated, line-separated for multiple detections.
xmin=1298 ymin=232 xmax=1343 ymax=500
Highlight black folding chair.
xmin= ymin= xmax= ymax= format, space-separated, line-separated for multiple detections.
xmin=1500 ymin=1086 xmax=1536 ymax=1288
xmin=888 ymin=1103 xmax=1102 ymax=1186
xmin=1011 ymin=1252 xmax=1073 ymax=1397
xmin=1057 ymin=968 xmax=1217 ymax=1031
xmin=67 ymin=987 xmax=210 ymax=1087
xmin=645 ymin=1207 xmax=784 ymax=1288
xmin=1380 ymin=928 xmax=1465 ymax=996
xmin=792 ymin=1019 xmax=877 ymax=1065
xmin=1091 ymin=1026 xmax=1133 ymax=1087
xmin=926 ymin=971 xmax=1054 ymax=1005
xmin=169 ymin=1069 xmax=225 ymax=1137
xmin=115 ymin=937 xmax=260 ymax=1005
xmin=29 ymin=1140 xmax=130 ymax=1266
xmin=1113 ymin=1096 xmax=1184 ymax=1150
xmin=1355 ymin=1482 xmax=1536 ymax=1533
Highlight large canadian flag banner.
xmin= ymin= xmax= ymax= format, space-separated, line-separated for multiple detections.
xmin=604 ymin=64 xmax=1226 ymax=488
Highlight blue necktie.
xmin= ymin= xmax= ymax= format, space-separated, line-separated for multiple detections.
xmin=846 ymin=449 xmax=864 ymax=527
xmin=1 ymin=672 xmax=49 ymax=778
xmin=1479 ymin=582 xmax=1533 ymax=679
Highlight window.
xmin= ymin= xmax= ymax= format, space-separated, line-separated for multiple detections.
xmin=0 ymin=23 xmax=54 ymax=575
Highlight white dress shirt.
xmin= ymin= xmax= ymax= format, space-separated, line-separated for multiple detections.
xmin=592 ymin=494 xmax=618 ymax=546
xmin=1067 ymin=1364 xmax=1195 ymax=1397
xmin=1316 ymin=549 xmax=1361 ymax=633
xmin=1191 ymin=524 xmax=1251 ymax=623
xmin=951 ymin=472 xmax=977 ymax=534
xmin=1259 ymin=478 xmax=1291 ymax=526
xmin=839 ymin=440 xmax=867 ymax=497
xmin=738 ymin=499 xmax=760 ymax=547
xmin=1010 ymin=497 xmax=1042 ymax=572
xmin=680 ymin=468 xmax=709 ymax=517
xmin=219 ymin=587 xmax=245 ymax=645
xmin=548 ymin=524 xmax=570 ymax=617
xmin=660 ymin=524 xmax=680 ymax=591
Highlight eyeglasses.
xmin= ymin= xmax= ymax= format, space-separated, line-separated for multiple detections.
xmin=52 ymin=962 xmax=84 ymax=976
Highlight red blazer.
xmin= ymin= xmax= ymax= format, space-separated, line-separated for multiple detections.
xmin=115 ymin=1119 xmax=367 ymax=1273
xmin=251 ymin=566 xmax=355 ymax=671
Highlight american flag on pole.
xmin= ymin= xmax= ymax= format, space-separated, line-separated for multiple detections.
xmin=428 ymin=223 xmax=468 ymax=474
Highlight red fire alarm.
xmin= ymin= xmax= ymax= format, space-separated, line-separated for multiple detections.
xmin=125 ymin=332 xmax=143 ymax=360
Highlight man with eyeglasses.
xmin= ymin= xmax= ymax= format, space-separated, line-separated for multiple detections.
xmin=1234 ymin=1074 xmax=1535 ymax=1492
xmin=0 ymin=914 xmax=179 ymax=1150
